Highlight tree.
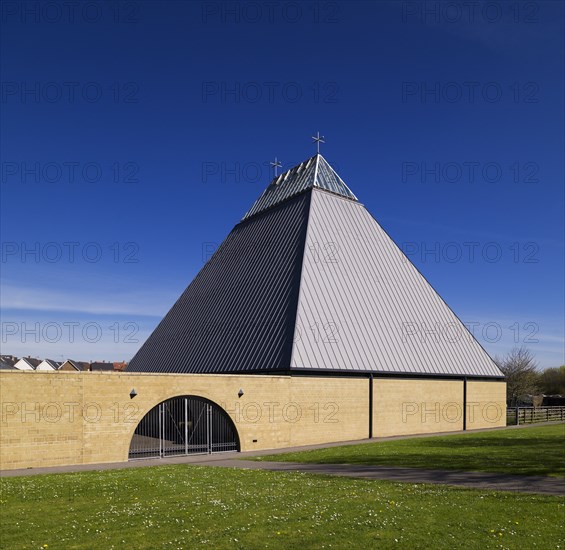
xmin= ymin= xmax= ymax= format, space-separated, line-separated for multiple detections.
xmin=538 ymin=365 xmax=565 ymax=395
xmin=495 ymin=347 xmax=540 ymax=406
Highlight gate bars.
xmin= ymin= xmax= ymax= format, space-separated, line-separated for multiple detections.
xmin=129 ymin=396 xmax=239 ymax=459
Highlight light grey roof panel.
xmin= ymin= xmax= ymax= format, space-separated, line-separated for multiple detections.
xmin=243 ymin=154 xmax=356 ymax=220
xmin=291 ymin=188 xmax=503 ymax=378
xmin=314 ymin=155 xmax=356 ymax=198
xmin=127 ymin=191 xmax=311 ymax=374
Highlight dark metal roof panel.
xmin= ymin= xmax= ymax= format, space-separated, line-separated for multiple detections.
xmin=291 ymin=189 xmax=503 ymax=378
xmin=127 ymin=191 xmax=311 ymax=374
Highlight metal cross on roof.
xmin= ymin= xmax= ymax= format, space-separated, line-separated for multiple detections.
xmin=270 ymin=157 xmax=282 ymax=177
xmin=312 ymin=131 xmax=325 ymax=154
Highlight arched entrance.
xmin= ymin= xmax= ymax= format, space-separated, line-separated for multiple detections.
xmin=128 ymin=396 xmax=239 ymax=459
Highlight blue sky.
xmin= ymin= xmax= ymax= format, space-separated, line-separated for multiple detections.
xmin=1 ymin=0 xmax=563 ymax=367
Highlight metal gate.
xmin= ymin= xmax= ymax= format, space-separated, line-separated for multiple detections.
xmin=128 ymin=396 xmax=239 ymax=459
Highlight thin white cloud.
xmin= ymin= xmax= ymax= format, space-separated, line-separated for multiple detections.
xmin=0 ymin=282 xmax=174 ymax=317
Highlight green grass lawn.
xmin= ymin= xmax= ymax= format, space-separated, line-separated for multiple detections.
xmin=254 ymin=424 xmax=565 ymax=477
xmin=1 ymin=466 xmax=563 ymax=549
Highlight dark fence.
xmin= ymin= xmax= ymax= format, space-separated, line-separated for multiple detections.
xmin=506 ymin=406 xmax=565 ymax=426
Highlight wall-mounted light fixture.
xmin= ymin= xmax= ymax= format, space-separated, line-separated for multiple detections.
xmin=238 ymin=388 xmax=244 ymax=398
xmin=130 ymin=388 xmax=137 ymax=399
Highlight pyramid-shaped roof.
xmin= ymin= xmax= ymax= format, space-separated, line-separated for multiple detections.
xmin=127 ymin=155 xmax=503 ymax=378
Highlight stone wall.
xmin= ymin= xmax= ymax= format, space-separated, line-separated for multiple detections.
xmin=0 ymin=371 xmax=506 ymax=470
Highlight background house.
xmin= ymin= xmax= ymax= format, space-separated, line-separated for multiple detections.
xmin=13 ymin=357 xmax=41 ymax=370
xmin=36 ymin=359 xmax=61 ymax=371
xmin=59 ymin=360 xmax=91 ymax=372
xmin=90 ymin=361 xmax=115 ymax=372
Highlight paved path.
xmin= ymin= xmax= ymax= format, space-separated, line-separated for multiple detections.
xmin=2 ymin=422 xmax=564 ymax=496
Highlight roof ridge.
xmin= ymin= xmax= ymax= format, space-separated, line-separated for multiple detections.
xmin=313 ymin=153 xmax=320 ymax=189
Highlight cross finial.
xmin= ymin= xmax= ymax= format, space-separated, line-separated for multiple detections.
xmin=270 ymin=157 xmax=282 ymax=177
xmin=312 ymin=131 xmax=325 ymax=154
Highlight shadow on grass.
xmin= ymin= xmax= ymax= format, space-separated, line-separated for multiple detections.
xmin=413 ymin=436 xmax=559 ymax=448
xmin=309 ymin=453 xmax=565 ymax=476
xmin=264 ymin=426 xmax=565 ymax=477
